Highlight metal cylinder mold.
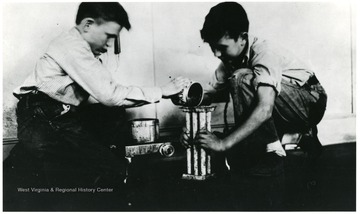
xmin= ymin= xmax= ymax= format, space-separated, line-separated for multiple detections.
xmin=181 ymin=106 xmax=216 ymax=180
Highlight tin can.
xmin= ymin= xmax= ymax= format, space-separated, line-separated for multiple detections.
xmin=130 ymin=118 xmax=159 ymax=144
xmin=171 ymin=82 xmax=204 ymax=107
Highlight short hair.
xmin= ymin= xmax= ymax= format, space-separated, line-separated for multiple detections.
xmin=200 ymin=2 xmax=249 ymax=44
xmin=76 ymin=2 xmax=131 ymax=30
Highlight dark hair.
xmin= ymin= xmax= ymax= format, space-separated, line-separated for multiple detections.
xmin=200 ymin=2 xmax=249 ymax=44
xmin=76 ymin=2 xmax=131 ymax=30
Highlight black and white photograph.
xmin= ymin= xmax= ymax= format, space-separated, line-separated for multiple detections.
xmin=2 ymin=1 xmax=356 ymax=211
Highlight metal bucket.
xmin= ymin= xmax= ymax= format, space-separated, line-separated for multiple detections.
xmin=130 ymin=118 xmax=159 ymax=144
xmin=171 ymin=82 xmax=204 ymax=107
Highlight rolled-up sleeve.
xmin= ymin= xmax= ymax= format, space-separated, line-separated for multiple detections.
xmin=47 ymin=36 xmax=162 ymax=107
xmin=251 ymin=45 xmax=283 ymax=94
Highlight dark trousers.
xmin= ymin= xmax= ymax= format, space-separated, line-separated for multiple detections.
xmin=274 ymin=77 xmax=327 ymax=160
xmin=228 ymin=69 xmax=327 ymax=155
xmin=224 ymin=68 xmax=327 ymax=210
xmin=4 ymin=92 xmax=131 ymax=210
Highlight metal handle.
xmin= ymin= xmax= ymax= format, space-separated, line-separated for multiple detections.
xmin=159 ymin=144 xmax=175 ymax=157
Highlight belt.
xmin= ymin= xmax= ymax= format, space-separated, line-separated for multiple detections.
xmin=18 ymin=91 xmax=76 ymax=115
xmin=18 ymin=91 xmax=57 ymax=103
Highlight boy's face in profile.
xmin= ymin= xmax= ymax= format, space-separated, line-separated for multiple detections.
xmin=209 ymin=34 xmax=246 ymax=64
xmin=83 ymin=19 xmax=122 ymax=56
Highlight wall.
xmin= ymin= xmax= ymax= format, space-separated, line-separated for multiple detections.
xmin=3 ymin=2 xmax=356 ymax=156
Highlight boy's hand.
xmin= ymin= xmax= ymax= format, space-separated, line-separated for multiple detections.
xmin=180 ymin=127 xmax=191 ymax=148
xmin=161 ymin=76 xmax=191 ymax=98
xmin=195 ymin=128 xmax=226 ymax=152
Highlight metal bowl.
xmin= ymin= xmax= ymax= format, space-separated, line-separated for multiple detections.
xmin=171 ymin=82 xmax=204 ymax=107
xmin=129 ymin=118 xmax=159 ymax=144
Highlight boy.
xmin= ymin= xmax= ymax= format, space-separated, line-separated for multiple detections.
xmin=5 ymin=2 xmax=189 ymax=210
xmin=183 ymin=2 xmax=327 ymax=210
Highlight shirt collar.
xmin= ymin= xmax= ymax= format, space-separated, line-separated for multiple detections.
xmin=70 ymin=27 xmax=99 ymax=58
xmin=70 ymin=27 xmax=83 ymax=39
